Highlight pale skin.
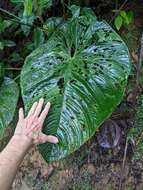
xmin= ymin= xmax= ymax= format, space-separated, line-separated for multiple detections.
xmin=0 ymin=98 xmax=58 ymax=190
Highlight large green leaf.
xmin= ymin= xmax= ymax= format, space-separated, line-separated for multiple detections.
xmin=21 ymin=8 xmax=131 ymax=162
xmin=0 ymin=78 xmax=19 ymax=138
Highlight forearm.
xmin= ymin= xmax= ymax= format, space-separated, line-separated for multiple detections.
xmin=0 ymin=99 xmax=58 ymax=190
xmin=0 ymin=135 xmax=32 ymax=190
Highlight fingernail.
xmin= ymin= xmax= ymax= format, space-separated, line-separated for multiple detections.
xmin=19 ymin=108 xmax=23 ymax=111
xmin=40 ymin=98 xmax=44 ymax=102
xmin=46 ymin=102 xmax=51 ymax=107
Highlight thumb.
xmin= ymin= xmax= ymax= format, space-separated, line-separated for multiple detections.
xmin=40 ymin=133 xmax=59 ymax=144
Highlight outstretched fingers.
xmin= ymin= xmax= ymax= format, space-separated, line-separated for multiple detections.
xmin=26 ymin=101 xmax=52 ymax=134
xmin=19 ymin=108 xmax=24 ymax=121
xmin=38 ymin=102 xmax=51 ymax=126
xmin=28 ymin=102 xmax=38 ymax=117
xmin=18 ymin=98 xmax=59 ymax=145
xmin=33 ymin=98 xmax=44 ymax=117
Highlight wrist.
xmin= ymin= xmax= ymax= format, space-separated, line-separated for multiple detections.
xmin=0 ymin=135 xmax=33 ymax=166
xmin=11 ymin=134 xmax=33 ymax=150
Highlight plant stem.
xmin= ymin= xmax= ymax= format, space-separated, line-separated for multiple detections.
xmin=109 ymin=0 xmax=128 ymax=24
xmin=0 ymin=14 xmax=34 ymax=28
xmin=34 ymin=0 xmax=44 ymax=24
xmin=14 ymin=74 xmax=20 ymax=81
xmin=115 ymin=0 xmax=118 ymax=11
xmin=5 ymin=68 xmax=21 ymax=71
xmin=118 ymin=138 xmax=128 ymax=190
xmin=0 ymin=7 xmax=38 ymax=28
xmin=0 ymin=7 xmax=20 ymax=20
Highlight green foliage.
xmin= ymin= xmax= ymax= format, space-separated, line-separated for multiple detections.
xmin=43 ymin=17 xmax=63 ymax=38
xmin=69 ymin=4 xmax=81 ymax=17
xmin=114 ymin=15 xmax=122 ymax=30
xmin=0 ymin=63 xmax=5 ymax=86
xmin=129 ymin=95 xmax=143 ymax=160
xmin=114 ymin=10 xmax=134 ymax=30
xmin=0 ymin=40 xmax=16 ymax=50
xmin=10 ymin=0 xmax=24 ymax=4
xmin=0 ymin=1 xmax=132 ymax=162
xmin=23 ymin=0 xmax=33 ymax=17
xmin=21 ymin=7 xmax=131 ymax=162
xmin=10 ymin=0 xmax=53 ymax=36
xmin=0 ymin=17 xmax=12 ymax=33
xmin=0 ymin=78 xmax=19 ymax=139
xmin=21 ymin=0 xmax=34 ymax=35
xmin=0 ymin=2 xmax=67 ymax=145
xmin=33 ymin=27 xmax=45 ymax=48
xmin=35 ymin=0 xmax=53 ymax=16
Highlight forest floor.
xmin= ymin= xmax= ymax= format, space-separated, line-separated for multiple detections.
xmin=1 ymin=1 xmax=143 ymax=190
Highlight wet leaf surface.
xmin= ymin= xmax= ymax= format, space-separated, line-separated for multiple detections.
xmin=21 ymin=7 xmax=131 ymax=162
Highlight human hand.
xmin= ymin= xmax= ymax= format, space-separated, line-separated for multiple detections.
xmin=14 ymin=98 xmax=58 ymax=145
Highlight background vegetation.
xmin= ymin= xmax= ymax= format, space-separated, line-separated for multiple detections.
xmin=0 ymin=0 xmax=143 ymax=190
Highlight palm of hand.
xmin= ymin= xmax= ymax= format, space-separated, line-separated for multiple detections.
xmin=14 ymin=98 xmax=58 ymax=144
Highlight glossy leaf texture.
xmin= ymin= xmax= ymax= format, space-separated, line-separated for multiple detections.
xmin=21 ymin=8 xmax=131 ymax=162
xmin=0 ymin=78 xmax=19 ymax=138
